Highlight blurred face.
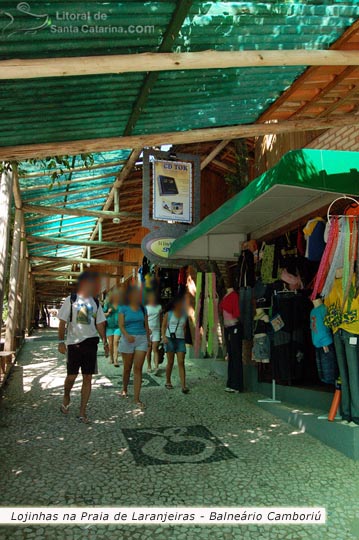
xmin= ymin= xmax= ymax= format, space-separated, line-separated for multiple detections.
xmin=128 ymin=288 xmax=141 ymax=305
xmin=147 ymin=293 xmax=156 ymax=306
xmin=173 ymin=298 xmax=185 ymax=314
xmin=78 ymin=279 xmax=96 ymax=298
xmin=112 ymin=290 xmax=123 ymax=305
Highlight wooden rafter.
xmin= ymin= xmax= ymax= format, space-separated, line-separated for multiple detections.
xmin=2 ymin=50 xmax=359 ymax=80
xmin=124 ymin=0 xmax=194 ymax=136
xmin=200 ymin=140 xmax=231 ymax=170
xmin=258 ymin=21 xmax=359 ymax=122
xmin=31 ymin=256 xmax=136 ymax=267
xmin=22 ymin=203 xmax=141 ymax=220
xmin=3 ymin=115 xmax=359 ymax=161
xmin=27 ymin=235 xmax=141 ymax=249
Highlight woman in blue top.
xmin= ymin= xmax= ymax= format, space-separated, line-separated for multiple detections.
xmin=103 ymin=288 xmax=124 ymax=367
xmin=119 ymin=286 xmax=151 ymax=408
xmin=161 ymin=296 xmax=189 ymax=394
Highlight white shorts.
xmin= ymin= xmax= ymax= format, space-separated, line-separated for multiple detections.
xmin=119 ymin=334 xmax=148 ymax=354
xmin=150 ymin=330 xmax=161 ymax=342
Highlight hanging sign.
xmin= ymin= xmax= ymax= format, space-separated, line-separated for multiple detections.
xmin=152 ymin=159 xmax=192 ymax=223
xmin=145 ymin=237 xmax=176 ymax=259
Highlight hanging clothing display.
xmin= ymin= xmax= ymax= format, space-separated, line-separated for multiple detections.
xmin=219 ymin=288 xmax=243 ymax=391
xmin=303 ymin=217 xmax=326 ymax=261
xmin=270 ymin=291 xmax=311 ymax=384
xmin=252 ymin=310 xmax=271 ymax=364
xmin=310 ymin=301 xmax=336 ymax=385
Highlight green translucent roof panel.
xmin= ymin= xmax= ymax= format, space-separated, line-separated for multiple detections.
xmin=169 ymin=149 xmax=359 ymax=258
xmin=20 ymin=149 xmax=132 ymax=260
xmin=1 ymin=1 xmax=358 ymax=59
xmin=0 ymin=2 xmax=358 ymax=147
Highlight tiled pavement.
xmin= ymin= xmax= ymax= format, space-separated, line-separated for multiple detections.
xmin=1 ymin=330 xmax=359 ymax=540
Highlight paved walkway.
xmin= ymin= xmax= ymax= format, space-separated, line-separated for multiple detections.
xmin=1 ymin=329 xmax=359 ymax=540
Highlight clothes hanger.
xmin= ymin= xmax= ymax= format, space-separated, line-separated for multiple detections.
xmin=327 ymin=195 xmax=359 ymax=221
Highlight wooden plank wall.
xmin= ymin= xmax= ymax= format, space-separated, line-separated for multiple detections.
xmin=253 ymin=131 xmax=321 ymax=177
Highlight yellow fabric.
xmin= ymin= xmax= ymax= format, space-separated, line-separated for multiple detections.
xmin=324 ymin=277 xmax=359 ymax=334
xmin=303 ymin=217 xmax=325 ymax=237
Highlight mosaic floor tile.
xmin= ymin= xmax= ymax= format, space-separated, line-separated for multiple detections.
xmin=122 ymin=424 xmax=236 ymax=466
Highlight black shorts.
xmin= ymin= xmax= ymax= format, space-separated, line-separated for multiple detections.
xmin=67 ymin=337 xmax=99 ymax=376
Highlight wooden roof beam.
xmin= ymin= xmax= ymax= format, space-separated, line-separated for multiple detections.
xmin=2 ymin=50 xmax=359 ymax=80
xmin=22 ymin=203 xmax=141 ymax=220
xmin=200 ymin=140 xmax=231 ymax=170
xmin=31 ymin=256 xmax=137 ymax=267
xmin=3 ymin=115 xmax=359 ymax=161
xmin=27 ymin=235 xmax=141 ymax=249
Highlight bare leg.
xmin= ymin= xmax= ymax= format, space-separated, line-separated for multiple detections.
xmin=177 ymin=352 xmax=187 ymax=390
xmin=108 ymin=334 xmax=114 ymax=364
xmin=133 ymin=351 xmax=146 ymax=405
xmin=152 ymin=342 xmax=160 ymax=370
xmin=113 ymin=334 xmax=120 ymax=366
xmin=166 ymin=352 xmax=175 ymax=386
xmin=63 ymin=374 xmax=77 ymax=407
xmin=122 ymin=353 xmax=134 ymax=396
xmin=79 ymin=374 xmax=92 ymax=417
xmin=146 ymin=344 xmax=152 ymax=371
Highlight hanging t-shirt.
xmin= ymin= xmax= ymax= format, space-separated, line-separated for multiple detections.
xmin=146 ymin=305 xmax=162 ymax=331
xmin=58 ymin=295 xmax=106 ymax=345
xmin=310 ymin=303 xmax=333 ymax=348
xmin=121 ymin=305 xmax=147 ymax=335
xmin=303 ymin=218 xmax=326 ymax=261
xmin=324 ymin=277 xmax=359 ymax=334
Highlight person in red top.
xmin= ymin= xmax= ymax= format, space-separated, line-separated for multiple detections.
xmin=219 ymin=287 xmax=243 ymax=393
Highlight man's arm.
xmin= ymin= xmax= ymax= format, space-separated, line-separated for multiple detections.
xmin=96 ymin=321 xmax=109 ymax=357
xmin=58 ymin=320 xmax=67 ymax=355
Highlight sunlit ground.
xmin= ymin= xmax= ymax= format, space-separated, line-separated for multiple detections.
xmin=1 ymin=329 xmax=359 ymax=540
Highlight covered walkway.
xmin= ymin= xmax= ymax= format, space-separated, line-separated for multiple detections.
xmin=1 ymin=330 xmax=359 ymax=540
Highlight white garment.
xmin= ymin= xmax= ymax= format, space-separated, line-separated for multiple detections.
xmin=165 ymin=311 xmax=187 ymax=339
xmin=146 ymin=304 xmax=162 ymax=331
xmin=58 ymin=295 xmax=106 ymax=345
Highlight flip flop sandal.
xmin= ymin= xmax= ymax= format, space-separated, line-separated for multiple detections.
xmin=165 ymin=384 xmax=174 ymax=390
xmin=77 ymin=416 xmax=90 ymax=424
xmin=114 ymin=364 xmax=120 ymax=368
xmin=60 ymin=404 xmax=70 ymax=415
xmin=119 ymin=391 xmax=129 ymax=399
xmin=182 ymin=388 xmax=190 ymax=394
xmin=135 ymin=401 xmax=146 ymax=410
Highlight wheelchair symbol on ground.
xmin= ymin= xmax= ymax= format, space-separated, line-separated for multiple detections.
xmin=122 ymin=425 xmax=235 ymax=466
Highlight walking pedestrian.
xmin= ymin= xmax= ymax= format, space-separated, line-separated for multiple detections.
xmin=162 ymin=296 xmax=189 ymax=394
xmin=118 ymin=286 xmax=151 ymax=408
xmin=146 ymin=291 xmax=162 ymax=374
xmin=58 ymin=271 xmax=109 ymax=423
xmin=103 ymin=287 xmax=124 ymax=367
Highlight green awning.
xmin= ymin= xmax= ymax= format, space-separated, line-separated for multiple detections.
xmin=169 ymin=149 xmax=359 ymax=260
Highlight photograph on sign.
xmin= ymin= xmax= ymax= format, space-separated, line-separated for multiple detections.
xmin=152 ymin=159 xmax=192 ymax=223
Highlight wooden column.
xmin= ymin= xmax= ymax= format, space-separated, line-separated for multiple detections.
xmin=0 ymin=168 xmax=14 ymax=337
xmin=4 ymin=208 xmax=22 ymax=352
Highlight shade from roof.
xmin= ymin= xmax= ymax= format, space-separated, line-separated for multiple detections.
xmin=169 ymin=149 xmax=359 ymax=260
xmin=1 ymin=1 xmax=359 ymax=147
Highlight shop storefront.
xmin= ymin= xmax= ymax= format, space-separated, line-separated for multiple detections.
xmin=169 ymin=149 xmax=359 ymax=459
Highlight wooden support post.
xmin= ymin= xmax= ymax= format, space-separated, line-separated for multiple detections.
xmin=0 ymin=167 xmax=14 ymax=339
xmin=98 ymin=221 xmax=103 ymax=242
xmin=4 ymin=208 xmax=22 ymax=352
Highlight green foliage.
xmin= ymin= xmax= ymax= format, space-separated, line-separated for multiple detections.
xmin=1 ymin=154 xmax=95 ymax=188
